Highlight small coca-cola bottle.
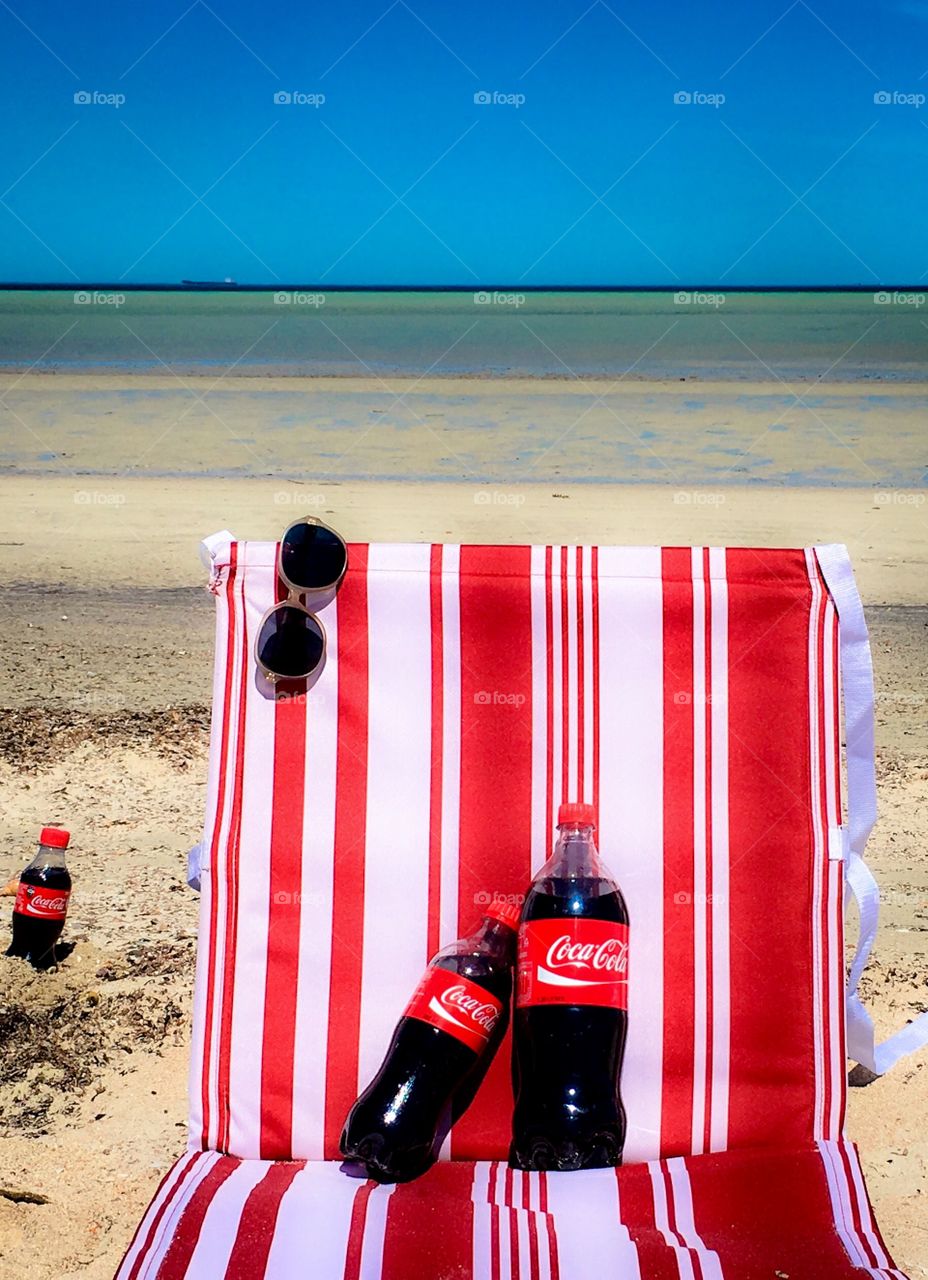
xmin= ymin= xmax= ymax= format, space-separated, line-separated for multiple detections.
xmin=341 ymin=899 xmax=520 ymax=1183
xmin=511 ymin=803 xmax=629 ymax=1171
xmin=6 ymin=827 xmax=72 ymax=969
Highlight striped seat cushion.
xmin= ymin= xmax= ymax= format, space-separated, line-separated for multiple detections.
xmin=117 ymin=1141 xmax=902 ymax=1279
xmin=189 ymin=543 xmax=846 ymax=1164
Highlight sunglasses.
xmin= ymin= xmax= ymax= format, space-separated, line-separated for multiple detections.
xmin=255 ymin=518 xmax=348 ymax=684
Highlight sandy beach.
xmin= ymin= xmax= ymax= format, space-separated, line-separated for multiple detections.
xmin=0 ymin=373 xmax=926 ymax=1277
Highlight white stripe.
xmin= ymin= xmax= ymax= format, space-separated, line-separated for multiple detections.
xmin=667 ymin=1158 xmax=724 ymax=1280
xmin=648 ymin=1162 xmax=696 ymax=1280
xmin=471 ymin=1164 xmax=493 ymax=1280
xmin=843 ymin=1142 xmax=895 ymax=1271
xmin=806 ymin=549 xmax=827 ymax=1141
xmin=817 ymin=1141 xmax=888 ymax=1278
xmin=228 ymin=562 xmax=277 ymax=1157
xmin=823 ymin=599 xmax=844 ymax=1141
xmin=291 ymin=585 xmax=340 ymax=1159
xmin=516 ymin=1190 xmax=533 ymax=1280
xmin=138 ymin=1152 xmax=221 ymax=1280
xmin=264 ymin=1163 xmax=363 ymax=1277
xmin=497 ymin=1168 xmax=512 ymax=1279
xmin=358 ymin=1184 xmax=395 ymax=1280
xmin=582 ymin=546 xmax=595 ymax=806
xmin=823 ymin=599 xmax=840 ymax=829
xmin=566 ymin=549 xmax=579 ymax=801
xmin=440 ymin=543 xmax=462 ymax=947
xmin=437 ymin=544 xmax=461 ymax=1164
xmin=184 ymin=1160 xmax=268 ymax=1279
xmin=707 ymin=547 xmax=730 ymax=1154
xmin=597 ymin=546 xmax=665 ymax=1163
xmin=357 ymin=544 xmax=434 ymax=1094
xmin=690 ymin=548 xmax=708 ymax=1156
xmin=550 ymin=547 xmax=563 ymax=812
xmin=530 ymin=545 xmax=549 ymax=873
xmin=115 ymin=1153 xmax=199 ymax=1279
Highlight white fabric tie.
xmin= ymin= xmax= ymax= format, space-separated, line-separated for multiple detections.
xmin=816 ymin=543 xmax=928 ymax=1074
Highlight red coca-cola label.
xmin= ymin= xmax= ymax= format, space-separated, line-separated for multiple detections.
xmin=403 ymin=967 xmax=504 ymax=1054
xmin=13 ymin=882 xmax=71 ymax=921
xmin=517 ymin=918 xmax=629 ymax=1008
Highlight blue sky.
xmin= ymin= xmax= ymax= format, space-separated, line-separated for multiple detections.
xmin=1 ymin=0 xmax=926 ymax=285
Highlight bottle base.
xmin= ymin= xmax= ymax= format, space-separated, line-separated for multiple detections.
xmin=509 ymin=1134 xmax=624 ymax=1172
xmin=339 ymin=1133 xmax=436 ymax=1185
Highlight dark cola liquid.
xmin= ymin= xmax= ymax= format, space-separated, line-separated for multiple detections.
xmin=341 ymin=934 xmax=513 ymax=1183
xmin=511 ymin=878 xmax=629 ymax=1171
xmin=6 ymin=864 xmax=72 ymax=969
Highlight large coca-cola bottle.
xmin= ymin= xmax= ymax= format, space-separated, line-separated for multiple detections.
xmin=510 ymin=803 xmax=629 ymax=1171
xmin=341 ymin=899 xmax=520 ymax=1183
xmin=6 ymin=827 xmax=72 ymax=969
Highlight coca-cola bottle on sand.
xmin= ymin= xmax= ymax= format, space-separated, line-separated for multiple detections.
xmin=511 ymin=802 xmax=629 ymax=1171
xmin=6 ymin=827 xmax=73 ymax=970
xmin=341 ymin=900 xmax=520 ymax=1183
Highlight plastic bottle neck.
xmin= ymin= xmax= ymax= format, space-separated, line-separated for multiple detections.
xmin=476 ymin=916 xmax=518 ymax=960
xmin=549 ymin=822 xmax=600 ymax=879
xmin=30 ymin=844 xmax=68 ymax=871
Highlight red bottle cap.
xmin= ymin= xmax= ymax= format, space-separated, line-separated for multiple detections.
xmin=557 ymin=802 xmax=596 ymax=829
xmin=39 ymin=827 xmax=70 ymax=849
xmin=483 ymin=899 xmax=522 ymax=931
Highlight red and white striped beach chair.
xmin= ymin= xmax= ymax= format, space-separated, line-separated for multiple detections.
xmin=118 ymin=538 xmax=927 ymax=1279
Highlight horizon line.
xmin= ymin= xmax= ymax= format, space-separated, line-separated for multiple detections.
xmin=0 ymin=283 xmax=923 ymax=294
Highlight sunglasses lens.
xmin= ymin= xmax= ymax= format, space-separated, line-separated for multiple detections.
xmin=280 ymin=522 xmax=347 ymax=592
xmin=257 ymin=605 xmax=324 ymax=679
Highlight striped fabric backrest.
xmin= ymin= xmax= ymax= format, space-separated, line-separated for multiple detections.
xmin=189 ymin=542 xmax=845 ymax=1166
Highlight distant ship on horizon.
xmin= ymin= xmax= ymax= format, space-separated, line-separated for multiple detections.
xmin=181 ymin=277 xmax=237 ymax=289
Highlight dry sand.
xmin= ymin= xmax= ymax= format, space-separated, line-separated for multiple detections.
xmin=0 ymin=376 xmax=926 ymax=1278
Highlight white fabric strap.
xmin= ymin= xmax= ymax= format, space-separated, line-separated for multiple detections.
xmin=187 ymin=531 xmax=237 ymax=890
xmin=199 ymin=529 xmax=236 ymax=573
xmin=816 ymin=544 xmax=928 ymax=1074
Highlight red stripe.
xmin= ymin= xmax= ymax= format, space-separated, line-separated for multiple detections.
xmin=726 ymin=549 xmax=815 ymax=1149
xmin=157 ymin=1157 xmax=238 ymax=1279
xmin=660 ymin=548 xmax=696 ymax=1155
xmin=122 ymin=1153 xmax=200 ymax=1280
xmin=538 ymin=1172 xmax=560 ymax=1280
xmin=381 ymin=1164 xmax=475 ymax=1280
xmin=689 ymin=1145 xmax=870 ymax=1277
xmin=702 ymin=547 xmax=714 ymax=1155
xmin=521 ymin=1169 xmax=541 ymax=1280
xmin=614 ymin=1163 xmax=679 ymax=1280
xmin=503 ymin=1165 xmax=520 ymax=1279
xmin=576 ymin=546 xmax=585 ymax=800
xmin=560 ymin=546 xmax=569 ymax=798
xmin=200 ymin=550 xmax=238 ymax=1150
xmin=224 ymin=1162 xmax=301 ymax=1279
xmin=260 ymin=687 xmax=307 ymax=1158
xmin=342 ymin=1180 xmax=377 ymax=1280
xmin=427 ymin=544 xmax=444 ymax=960
xmin=836 ymin=1142 xmax=882 ymax=1269
xmin=591 ymin=546 xmax=600 ymax=819
xmin=660 ymin=1165 xmax=686 ymax=1250
xmin=216 ymin=558 xmax=250 ymax=1153
xmin=323 ymin=545 xmax=371 ymax=1159
xmin=545 ymin=547 xmax=554 ymax=845
xmin=453 ymin=545 xmax=534 ymax=1158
